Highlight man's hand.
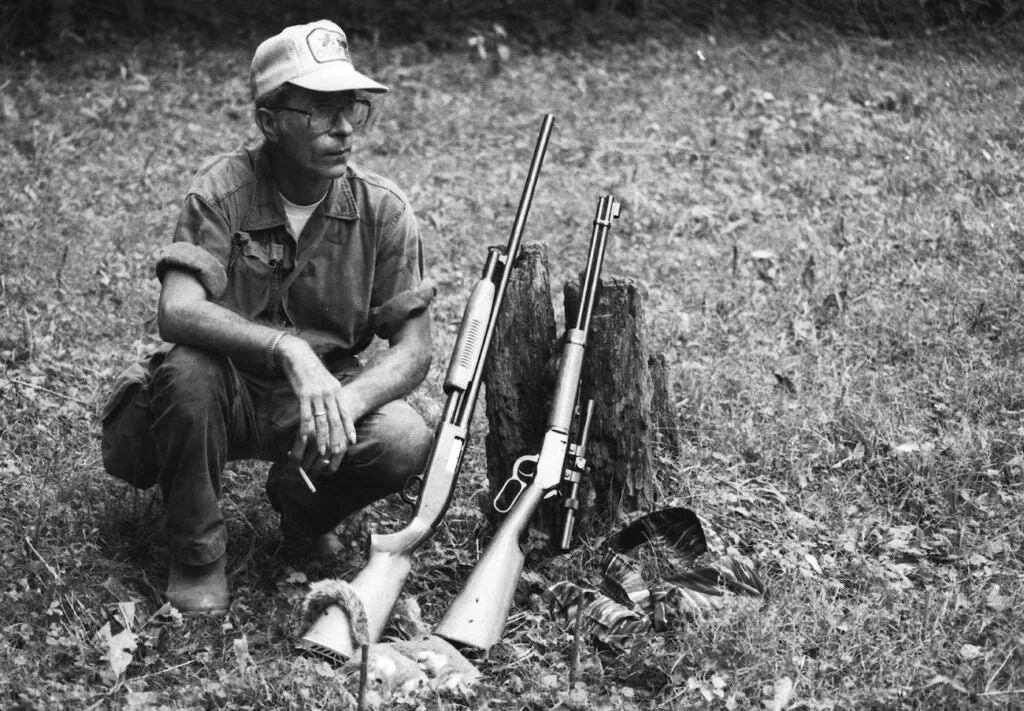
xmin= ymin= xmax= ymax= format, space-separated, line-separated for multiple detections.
xmin=276 ymin=335 xmax=360 ymax=477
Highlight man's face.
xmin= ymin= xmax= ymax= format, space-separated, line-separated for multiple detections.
xmin=269 ymin=87 xmax=361 ymax=180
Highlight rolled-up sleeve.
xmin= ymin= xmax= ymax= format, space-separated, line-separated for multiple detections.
xmin=371 ymin=202 xmax=424 ymax=306
xmin=153 ymin=194 xmax=232 ymax=299
xmin=369 ymin=279 xmax=437 ymax=339
xmin=368 ymin=198 xmax=429 ymax=338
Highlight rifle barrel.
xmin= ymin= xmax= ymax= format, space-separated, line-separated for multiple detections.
xmin=574 ymin=196 xmax=619 ymax=334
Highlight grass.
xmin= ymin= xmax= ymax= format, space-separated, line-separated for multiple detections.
xmin=2 ymin=21 xmax=1024 ymax=710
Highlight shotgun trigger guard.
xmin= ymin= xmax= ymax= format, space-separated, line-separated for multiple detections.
xmin=401 ymin=472 xmax=423 ymax=505
xmin=493 ymin=453 xmax=536 ymax=513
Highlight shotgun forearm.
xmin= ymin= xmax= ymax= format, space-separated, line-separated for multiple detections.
xmin=433 ymin=196 xmax=621 ymax=651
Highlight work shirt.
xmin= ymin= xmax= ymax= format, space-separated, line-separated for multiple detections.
xmin=154 ymin=140 xmax=435 ymax=370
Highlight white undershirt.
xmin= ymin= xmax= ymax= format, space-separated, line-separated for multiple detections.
xmin=280 ymin=191 xmax=327 ymax=238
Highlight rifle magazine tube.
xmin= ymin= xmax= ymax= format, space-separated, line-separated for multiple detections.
xmin=559 ymin=468 xmax=583 ymax=550
xmin=559 ymin=506 xmax=578 ymax=551
xmin=559 ymin=400 xmax=593 ymax=551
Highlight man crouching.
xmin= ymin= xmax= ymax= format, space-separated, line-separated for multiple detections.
xmin=104 ymin=20 xmax=435 ymax=613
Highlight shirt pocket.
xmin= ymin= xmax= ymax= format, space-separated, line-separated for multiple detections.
xmin=224 ymin=231 xmax=276 ymax=316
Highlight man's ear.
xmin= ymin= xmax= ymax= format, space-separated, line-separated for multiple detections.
xmin=255 ymin=107 xmax=281 ymax=143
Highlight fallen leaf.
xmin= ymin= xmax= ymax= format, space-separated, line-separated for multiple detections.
xmin=959 ymin=644 xmax=983 ymax=660
xmin=893 ymin=441 xmax=932 ymax=454
xmin=148 ymin=602 xmax=183 ymax=626
xmin=764 ymin=676 xmax=794 ymax=710
xmin=118 ymin=601 xmax=137 ymax=630
xmin=96 ymin=621 xmax=138 ymax=679
xmin=804 ymin=553 xmax=823 ymax=575
xmin=233 ymin=635 xmax=253 ymax=674
xmin=124 ymin=691 xmax=161 ymax=710
xmin=923 ymin=674 xmax=969 ymax=693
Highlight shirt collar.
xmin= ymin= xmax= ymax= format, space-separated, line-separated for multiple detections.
xmin=241 ymin=141 xmax=359 ymax=232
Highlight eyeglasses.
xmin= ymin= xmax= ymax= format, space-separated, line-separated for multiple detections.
xmin=277 ymin=98 xmax=373 ymax=134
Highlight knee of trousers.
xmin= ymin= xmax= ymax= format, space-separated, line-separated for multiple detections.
xmin=352 ymin=401 xmax=433 ymax=486
xmin=150 ymin=345 xmax=235 ymax=422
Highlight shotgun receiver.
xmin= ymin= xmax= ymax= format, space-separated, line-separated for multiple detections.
xmin=299 ymin=114 xmax=556 ymax=660
xmin=433 ymin=195 xmax=621 ymax=651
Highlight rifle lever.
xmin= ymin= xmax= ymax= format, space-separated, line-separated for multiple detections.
xmin=493 ymin=454 xmax=537 ymax=513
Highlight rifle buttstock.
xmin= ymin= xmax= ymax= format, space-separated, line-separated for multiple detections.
xmin=434 ymin=485 xmax=543 ymax=649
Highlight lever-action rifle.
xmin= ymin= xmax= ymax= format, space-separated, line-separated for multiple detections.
xmin=299 ymin=115 xmax=556 ymax=660
xmin=433 ymin=195 xmax=621 ymax=651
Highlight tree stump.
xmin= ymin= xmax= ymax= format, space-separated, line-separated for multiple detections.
xmin=564 ymin=276 xmax=668 ymax=540
xmin=482 ymin=243 xmax=558 ymax=529
xmin=483 ymin=257 xmax=678 ymax=546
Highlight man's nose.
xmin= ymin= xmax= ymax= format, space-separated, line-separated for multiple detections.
xmin=328 ymin=115 xmax=353 ymax=136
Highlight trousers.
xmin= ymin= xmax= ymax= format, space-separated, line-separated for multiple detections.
xmin=149 ymin=344 xmax=433 ymax=566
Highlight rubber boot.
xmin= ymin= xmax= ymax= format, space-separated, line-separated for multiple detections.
xmin=166 ymin=555 xmax=229 ymax=613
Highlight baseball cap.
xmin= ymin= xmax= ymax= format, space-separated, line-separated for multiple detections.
xmin=250 ymin=20 xmax=388 ymax=101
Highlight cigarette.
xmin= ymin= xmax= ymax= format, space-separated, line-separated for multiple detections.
xmin=297 ymin=466 xmax=317 ymax=494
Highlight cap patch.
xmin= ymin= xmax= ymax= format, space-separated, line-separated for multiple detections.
xmin=306 ymin=27 xmax=349 ymax=64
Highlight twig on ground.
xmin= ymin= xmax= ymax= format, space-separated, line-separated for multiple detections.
xmin=357 ymin=644 xmax=370 ymax=711
xmin=980 ymin=690 xmax=1024 ymax=697
xmin=134 ymin=660 xmax=201 ymax=680
xmin=24 ymin=535 xmax=64 ymax=585
xmin=8 ymin=377 xmax=93 ymax=407
xmin=569 ymin=590 xmax=585 ymax=686
xmin=985 ymin=646 xmax=1018 ymax=693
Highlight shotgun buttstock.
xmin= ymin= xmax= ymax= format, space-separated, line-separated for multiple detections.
xmin=299 ymin=541 xmax=414 ymax=660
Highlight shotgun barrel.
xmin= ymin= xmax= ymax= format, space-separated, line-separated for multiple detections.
xmin=433 ymin=195 xmax=621 ymax=651
xmin=298 ymin=115 xmax=556 ymax=660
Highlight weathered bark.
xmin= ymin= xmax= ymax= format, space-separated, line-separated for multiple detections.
xmin=482 ymin=243 xmax=558 ymax=528
xmin=648 ymin=352 xmax=681 ymax=456
xmin=564 ymin=276 xmax=668 ymax=539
